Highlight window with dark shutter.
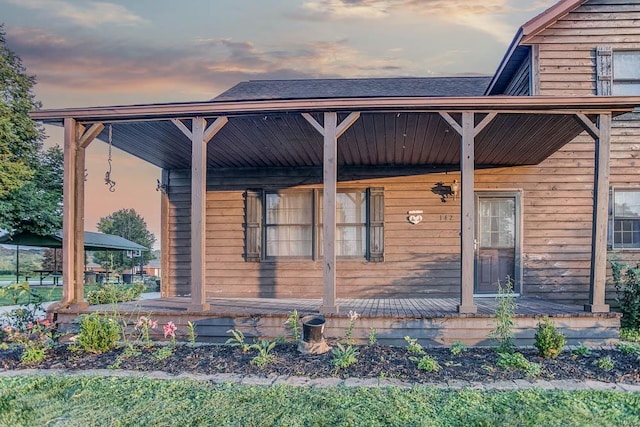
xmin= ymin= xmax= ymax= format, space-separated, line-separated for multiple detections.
xmin=368 ymin=187 xmax=384 ymax=262
xmin=244 ymin=189 xmax=262 ymax=262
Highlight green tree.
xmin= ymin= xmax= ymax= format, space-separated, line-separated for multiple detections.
xmin=0 ymin=25 xmax=62 ymax=235
xmin=93 ymin=209 xmax=156 ymax=273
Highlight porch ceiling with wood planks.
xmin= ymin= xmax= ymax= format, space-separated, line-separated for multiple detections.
xmin=32 ymin=96 xmax=640 ymax=171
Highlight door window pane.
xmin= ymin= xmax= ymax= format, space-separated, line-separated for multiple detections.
xmin=479 ymin=199 xmax=515 ymax=248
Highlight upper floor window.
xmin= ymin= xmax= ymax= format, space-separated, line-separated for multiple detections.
xmin=611 ymin=189 xmax=640 ymax=250
xmin=613 ymin=51 xmax=640 ymax=96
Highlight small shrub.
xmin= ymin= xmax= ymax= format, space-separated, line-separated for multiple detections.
xmin=572 ymin=343 xmax=592 ymax=357
xmin=76 ymin=313 xmax=120 ymax=354
xmin=594 ymin=356 xmax=615 ymax=372
xmin=616 ymin=341 xmax=640 ymax=355
xmin=153 ymin=345 xmax=174 ymax=361
xmin=331 ymin=343 xmax=358 ymax=369
xmin=491 ymin=278 xmax=516 ymax=354
xmin=250 ymin=339 xmax=276 ymax=367
xmin=450 ymin=341 xmax=467 ymax=356
xmin=368 ymin=328 xmax=378 ymax=345
xmin=20 ymin=347 xmax=47 ymax=364
xmin=285 ymin=310 xmax=300 ymax=342
xmin=404 ymin=336 xmax=424 ymax=355
xmin=534 ymin=317 xmax=566 ymax=359
xmin=87 ymin=283 xmax=144 ymax=305
xmin=497 ymin=352 xmax=541 ymax=378
xmin=411 ymin=355 xmax=441 ymax=373
xmin=611 ymin=261 xmax=640 ymax=330
xmin=620 ymin=328 xmax=640 ymax=343
xmin=226 ymin=329 xmax=251 ymax=352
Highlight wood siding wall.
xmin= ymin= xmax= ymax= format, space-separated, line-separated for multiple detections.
xmin=527 ymin=0 xmax=640 ymax=96
xmin=164 ymin=116 xmax=638 ymax=306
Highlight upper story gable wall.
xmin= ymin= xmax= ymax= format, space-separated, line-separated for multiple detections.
xmin=525 ymin=0 xmax=640 ymax=96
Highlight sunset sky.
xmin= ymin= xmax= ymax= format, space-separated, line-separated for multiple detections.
xmin=1 ymin=0 xmax=554 ymax=247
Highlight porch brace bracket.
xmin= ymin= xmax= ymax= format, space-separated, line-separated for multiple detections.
xmin=172 ymin=116 xmax=229 ymax=311
xmin=49 ymin=120 xmax=104 ymax=314
xmin=302 ymin=111 xmax=361 ymax=315
xmin=439 ymin=112 xmax=497 ymax=314
xmin=575 ymin=112 xmax=611 ymax=313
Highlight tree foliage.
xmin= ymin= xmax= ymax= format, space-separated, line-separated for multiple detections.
xmin=93 ymin=209 xmax=156 ymax=272
xmin=0 ymin=25 xmax=62 ymax=235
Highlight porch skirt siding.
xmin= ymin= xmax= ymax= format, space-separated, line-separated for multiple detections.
xmin=165 ymin=118 xmax=640 ymax=306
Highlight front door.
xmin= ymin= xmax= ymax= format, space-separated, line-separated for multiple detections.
xmin=475 ymin=193 xmax=520 ymax=294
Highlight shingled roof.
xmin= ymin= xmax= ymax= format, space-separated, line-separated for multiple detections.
xmin=213 ymin=76 xmax=492 ymax=101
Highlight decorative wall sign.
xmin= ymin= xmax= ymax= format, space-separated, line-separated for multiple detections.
xmin=407 ymin=210 xmax=423 ymax=225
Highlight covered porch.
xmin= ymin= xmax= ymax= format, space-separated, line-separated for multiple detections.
xmin=53 ymin=295 xmax=621 ymax=346
xmin=32 ymin=95 xmax=640 ymax=325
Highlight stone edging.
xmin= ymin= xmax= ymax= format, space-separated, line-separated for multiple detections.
xmin=1 ymin=369 xmax=639 ymax=392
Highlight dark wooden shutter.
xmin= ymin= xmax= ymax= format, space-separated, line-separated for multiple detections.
xmin=596 ymin=46 xmax=613 ymax=96
xmin=244 ymin=189 xmax=262 ymax=262
xmin=368 ymin=187 xmax=384 ymax=262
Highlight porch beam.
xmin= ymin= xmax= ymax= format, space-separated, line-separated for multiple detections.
xmin=301 ymin=113 xmax=325 ymax=136
xmin=77 ymin=122 xmax=104 ymax=149
xmin=586 ymin=113 xmax=611 ymax=313
xmin=190 ymin=116 xmax=227 ymax=310
xmin=171 ymin=119 xmax=192 ymax=139
xmin=459 ymin=112 xmax=477 ymax=314
xmin=474 ymin=113 xmax=497 ymax=137
xmin=336 ymin=112 xmax=360 ymax=138
xmin=439 ymin=112 xmax=462 ymax=135
xmin=574 ymin=113 xmax=600 ymax=140
xmin=322 ymin=112 xmax=339 ymax=314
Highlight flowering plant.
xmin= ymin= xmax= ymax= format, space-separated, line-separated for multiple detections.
xmin=345 ymin=311 xmax=360 ymax=344
xmin=163 ymin=321 xmax=177 ymax=344
xmin=134 ymin=316 xmax=157 ymax=346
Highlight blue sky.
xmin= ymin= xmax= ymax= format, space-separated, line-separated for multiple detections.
xmin=1 ymin=0 xmax=554 ymax=245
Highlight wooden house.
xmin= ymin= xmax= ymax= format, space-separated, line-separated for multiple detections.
xmin=35 ymin=0 xmax=640 ymax=345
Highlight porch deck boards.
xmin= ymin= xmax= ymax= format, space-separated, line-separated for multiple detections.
xmin=109 ymin=296 xmax=597 ymax=319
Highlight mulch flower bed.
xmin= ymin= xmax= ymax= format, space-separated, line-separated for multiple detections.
xmin=1 ymin=342 xmax=639 ymax=384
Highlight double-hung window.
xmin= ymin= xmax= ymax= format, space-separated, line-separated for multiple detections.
xmin=244 ymin=188 xmax=384 ymax=262
xmin=612 ymin=189 xmax=640 ymax=250
xmin=612 ymin=51 xmax=640 ymax=96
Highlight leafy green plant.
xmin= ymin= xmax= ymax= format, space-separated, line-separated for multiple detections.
xmin=154 ymin=345 xmax=174 ymax=361
xmin=87 ymin=283 xmax=145 ymax=305
xmin=368 ymin=328 xmax=378 ymax=345
xmin=20 ymin=347 xmax=47 ymax=364
xmin=345 ymin=311 xmax=360 ymax=345
xmin=75 ymin=313 xmax=120 ymax=354
xmin=226 ymin=329 xmax=251 ymax=352
xmin=620 ymin=328 xmax=640 ymax=343
xmin=404 ymin=336 xmax=424 ymax=355
xmin=331 ymin=343 xmax=358 ymax=369
xmin=411 ymin=355 xmax=441 ymax=373
xmin=616 ymin=341 xmax=640 ymax=355
xmin=134 ymin=316 xmax=157 ymax=347
xmin=497 ymin=352 xmax=541 ymax=377
xmin=594 ymin=356 xmax=615 ymax=372
xmin=250 ymin=339 xmax=277 ymax=367
xmin=285 ymin=310 xmax=300 ymax=342
xmin=450 ymin=341 xmax=467 ymax=356
xmin=611 ymin=261 xmax=640 ymax=330
xmin=572 ymin=343 xmax=592 ymax=357
xmin=534 ymin=317 xmax=566 ymax=359
xmin=187 ymin=321 xmax=197 ymax=345
xmin=5 ymin=318 xmax=55 ymax=364
xmin=491 ymin=278 xmax=516 ymax=354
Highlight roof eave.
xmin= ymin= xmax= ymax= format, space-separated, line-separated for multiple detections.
xmin=484 ymin=29 xmax=524 ymax=95
xmin=521 ymin=0 xmax=587 ymax=43
xmin=30 ymin=96 xmax=640 ymax=124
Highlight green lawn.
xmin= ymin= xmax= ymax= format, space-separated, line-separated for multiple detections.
xmin=0 ymin=376 xmax=639 ymax=426
xmin=0 ymin=285 xmax=103 ymax=306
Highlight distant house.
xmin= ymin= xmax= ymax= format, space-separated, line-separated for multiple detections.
xmin=35 ymin=0 xmax=640 ymax=344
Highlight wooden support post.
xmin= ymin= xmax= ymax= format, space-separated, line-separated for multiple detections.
xmin=73 ymin=129 xmax=89 ymax=310
xmin=181 ymin=116 xmax=228 ymax=311
xmin=322 ymin=112 xmax=339 ymax=314
xmin=53 ymin=118 xmax=78 ymax=310
xmin=302 ymin=111 xmax=360 ymax=315
xmin=586 ymin=113 xmax=611 ymax=313
xmin=160 ymin=169 xmax=170 ymax=297
xmin=459 ymin=112 xmax=477 ymax=314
